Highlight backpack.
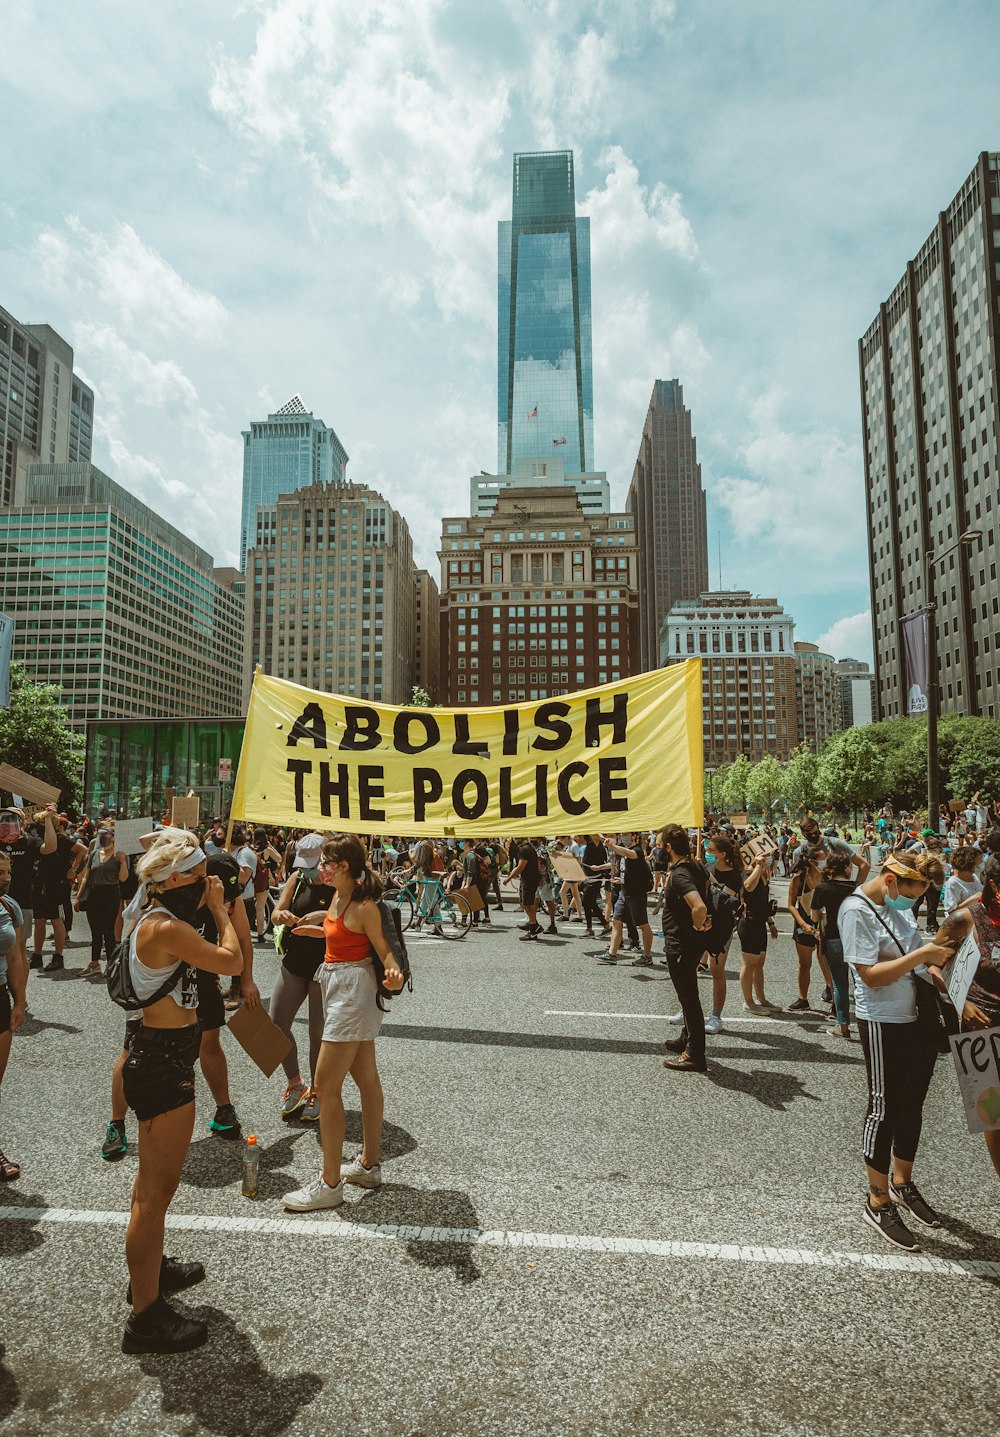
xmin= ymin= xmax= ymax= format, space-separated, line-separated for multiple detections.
xmin=106 ymin=920 xmax=191 ymax=1012
xmin=703 ymin=869 xmax=743 ymax=952
xmin=477 ymin=853 xmax=492 ymax=888
xmin=371 ymin=899 xmax=412 ymax=1011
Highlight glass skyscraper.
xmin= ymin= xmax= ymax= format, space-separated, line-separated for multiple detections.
xmin=497 ymin=151 xmax=594 ymax=476
xmin=240 ymin=394 xmax=348 ymax=571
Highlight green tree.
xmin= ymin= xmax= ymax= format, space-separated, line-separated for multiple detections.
xmin=944 ymin=715 xmax=1000 ymax=802
xmin=409 ymin=685 xmax=432 ymax=707
xmin=705 ymin=763 xmax=729 ymax=815
xmin=817 ymin=726 xmax=885 ymax=815
xmin=745 ymin=754 xmax=784 ymax=819
xmin=720 ymin=754 xmax=752 ymax=814
xmin=0 ymin=663 xmax=83 ymax=805
xmin=783 ymin=743 xmax=821 ymax=814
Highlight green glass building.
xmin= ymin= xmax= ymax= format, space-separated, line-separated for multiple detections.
xmin=84 ymin=715 xmax=246 ymax=820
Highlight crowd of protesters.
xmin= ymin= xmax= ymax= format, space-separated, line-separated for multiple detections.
xmin=1 ymin=792 xmax=999 ymax=1351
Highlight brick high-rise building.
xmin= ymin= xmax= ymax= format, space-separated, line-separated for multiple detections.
xmin=860 ymin=152 xmax=1000 ymax=720
xmin=414 ymin=568 xmax=441 ymax=701
xmin=660 ymin=591 xmax=797 ymax=765
xmin=439 ymin=487 xmax=638 ymax=706
xmin=627 ymin=379 xmax=708 ymax=672
xmin=793 ymin=642 xmax=842 ymax=752
xmin=0 ymin=304 xmax=94 ymax=506
xmin=244 ymin=481 xmax=417 ymax=705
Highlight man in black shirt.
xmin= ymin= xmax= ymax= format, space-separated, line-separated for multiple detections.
xmin=659 ymin=824 xmax=712 ymax=1072
xmin=31 ymin=812 xmax=87 ymax=972
xmin=580 ymin=836 xmax=612 ymax=939
xmin=506 ymin=839 xmax=542 ymax=940
xmin=0 ymin=804 xmax=57 ymax=975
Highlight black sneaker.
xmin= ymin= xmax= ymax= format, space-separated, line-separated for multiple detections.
xmin=127 ymin=1255 xmax=206 ymax=1304
xmin=786 ymin=998 xmax=811 ymax=1011
xmin=889 ymin=1181 xmax=942 ymax=1229
xmin=101 ymin=1120 xmax=127 ymax=1161
xmin=863 ymin=1200 xmax=920 ymax=1251
xmin=29 ymin=953 xmax=43 ymax=971
xmin=546 ymin=924 xmax=558 ymax=935
xmin=121 ymin=1296 xmax=208 ymax=1355
xmin=209 ymin=1103 xmax=240 ymax=1138
xmin=821 ymin=986 xmax=832 ymax=1004
xmin=630 ymin=955 xmax=653 ymax=967
xmin=597 ymin=951 xmax=618 ymax=964
xmin=519 ymin=925 xmax=542 ymax=942
xmin=44 ymin=954 xmax=64 ymax=972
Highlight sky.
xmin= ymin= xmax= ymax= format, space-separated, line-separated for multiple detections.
xmin=4 ymin=0 xmax=1000 ymax=665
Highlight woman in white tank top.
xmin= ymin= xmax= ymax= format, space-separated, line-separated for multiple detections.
xmin=120 ymin=831 xmax=242 ymax=1359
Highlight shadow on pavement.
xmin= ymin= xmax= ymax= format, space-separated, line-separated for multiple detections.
xmin=16 ymin=1012 xmax=81 ymax=1037
xmin=343 ymin=1108 xmax=417 ymax=1162
xmin=139 ymin=1304 xmax=323 ymax=1436
xmin=0 ymin=1342 xmax=19 ymax=1423
xmin=706 ymin=1064 xmax=822 ymax=1112
xmin=920 ymin=1212 xmax=1000 ymax=1286
xmin=0 ymin=1189 xmax=47 ymax=1258
xmin=344 ymin=1183 xmax=482 ymax=1285
xmin=181 ymin=1130 xmax=306 ymax=1195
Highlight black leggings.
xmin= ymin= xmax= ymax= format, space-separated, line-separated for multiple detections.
xmin=86 ymin=886 xmax=120 ymax=965
xmin=857 ymin=1018 xmax=937 ymax=1173
xmin=582 ymin=880 xmax=604 ymax=931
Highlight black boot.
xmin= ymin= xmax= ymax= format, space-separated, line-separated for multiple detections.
xmin=126 ymin=1255 xmax=206 ymax=1304
xmin=121 ymin=1296 xmax=208 ymax=1354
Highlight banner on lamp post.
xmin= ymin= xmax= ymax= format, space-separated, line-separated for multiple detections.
xmin=901 ymin=609 xmax=930 ymax=715
xmin=0 ymin=614 xmax=13 ymax=710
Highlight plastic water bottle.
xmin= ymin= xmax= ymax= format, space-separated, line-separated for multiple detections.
xmin=242 ymin=1134 xmax=260 ymax=1198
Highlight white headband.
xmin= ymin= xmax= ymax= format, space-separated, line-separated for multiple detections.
xmin=160 ymin=844 xmax=206 ymax=878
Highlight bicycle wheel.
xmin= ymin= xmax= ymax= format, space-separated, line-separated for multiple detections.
xmin=437 ymin=892 xmax=472 ymax=939
xmin=389 ymin=888 xmax=417 ymax=933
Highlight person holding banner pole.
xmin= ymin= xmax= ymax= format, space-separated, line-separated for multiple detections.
xmin=659 ymin=824 xmax=712 ymax=1073
xmin=929 ymin=856 xmax=1000 ymax=1180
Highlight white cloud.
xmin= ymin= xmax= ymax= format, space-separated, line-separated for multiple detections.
xmin=584 ymin=147 xmax=698 ymax=261
xmin=819 ymin=610 xmax=874 ymax=664
xmin=75 ymin=324 xmax=199 ymax=408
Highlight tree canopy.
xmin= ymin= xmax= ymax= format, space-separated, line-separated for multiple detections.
xmin=0 ymin=664 xmax=83 ymax=806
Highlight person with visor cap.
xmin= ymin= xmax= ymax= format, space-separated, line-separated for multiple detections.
xmin=268 ymin=833 xmax=332 ymax=1123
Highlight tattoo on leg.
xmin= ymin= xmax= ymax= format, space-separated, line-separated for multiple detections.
xmin=869 ymin=1183 xmax=888 ymax=1199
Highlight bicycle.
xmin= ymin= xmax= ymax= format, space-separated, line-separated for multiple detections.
xmin=388 ymin=875 xmax=472 ymax=940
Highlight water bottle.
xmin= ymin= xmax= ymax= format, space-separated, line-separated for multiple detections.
xmin=242 ymin=1134 xmax=260 ymax=1198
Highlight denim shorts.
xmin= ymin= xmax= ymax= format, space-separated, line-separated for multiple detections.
xmin=122 ymin=1023 xmax=200 ymax=1122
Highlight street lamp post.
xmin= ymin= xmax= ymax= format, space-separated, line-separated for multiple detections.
xmin=923 ymin=528 xmax=981 ymax=830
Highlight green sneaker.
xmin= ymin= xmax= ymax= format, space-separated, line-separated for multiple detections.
xmin=101 ymin=1120 xmax=127 ymax=1161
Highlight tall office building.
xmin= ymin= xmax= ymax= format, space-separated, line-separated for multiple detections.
xmin=240 ymin=394 xmax=349 ymax=571
xmin=498 ymin=150 xmax=594 ymax=477
xmin=835 ymin=657 xmax=876 ymax=729
xmin=660 ymin=591 xmax=798 ymax=765
xmin=439 ymin=488 xmax=638 ymax=706
xmin=0 ymin=463 xmax=243 ymax=724
xmin=0 ymin=305 xmax=94 ymax=506
xmin=414 ymin=568 xmax=441 ymax=702
xmin=793 ymin=642 xmax=842 ymax=752
xmin=244 ymin=481 xmax=417 ymax=705
xmin=860 ymin=151 xmax=1000 ymax=720
xmin=627 ymin=379 xmax=709 ymax=672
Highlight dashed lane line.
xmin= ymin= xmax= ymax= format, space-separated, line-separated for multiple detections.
xmin=544 ymin=1009 xmax=816 ymax=1024
xmin=1 ymin=1206 xmax=997 ymax=1280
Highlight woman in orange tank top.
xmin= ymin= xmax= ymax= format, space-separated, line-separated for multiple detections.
xmin=282 ymin=834 xmax=403 ymax=1214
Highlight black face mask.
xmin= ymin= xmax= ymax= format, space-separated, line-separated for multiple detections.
xmin=158 ymin=878 xmax=207 ymax=926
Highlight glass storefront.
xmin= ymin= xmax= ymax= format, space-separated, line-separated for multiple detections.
xmin=84 ymin=717 xmax=245 ymax=820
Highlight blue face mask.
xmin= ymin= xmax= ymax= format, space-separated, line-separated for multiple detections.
xmin=705 ymin=852 xmax=717 ymax=866
xmin=885 ymin=893 xmax=916 ymax=912
xmin=299 ymin=866 xmax=320 ymax=881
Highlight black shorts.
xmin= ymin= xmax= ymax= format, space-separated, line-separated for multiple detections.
xmin=122 ymin=1024 xmax=200 ymax=1122
xmin=32 ymin=883 xmax=63 ymax=922
xmin=613 ymin=891 xmax=649 ymax=927
xmin=520 ymin=880 xmax=539 ymax=908
xmin=122 ymin=1014 xmax=143 ymax=1051
xmin=0 ymin=984 xmax=10 ymax=1035
xmin=793 ymin=924 xmax=817 ymax=950
xmin=737 ymin=919 xmax=768 ymax=952
xmin=195 ymin=968 xmax=225 ymax=1032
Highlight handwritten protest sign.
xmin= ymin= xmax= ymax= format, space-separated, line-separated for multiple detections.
xmin=171 ymin=794 xmax=200 ymax=830
xmin=114 ymin=817 xmax=153 ymax=857
xmin=0 ymin=763 xmax=60 ymax=808
xmin=949 ymin=1027 xmax=1000 ymax=1133
xmin=938 ymin=928 xmax=982 ymax=1015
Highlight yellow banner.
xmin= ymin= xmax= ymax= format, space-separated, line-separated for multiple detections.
xmin=230 ymin=665 xmax=704 ymax=837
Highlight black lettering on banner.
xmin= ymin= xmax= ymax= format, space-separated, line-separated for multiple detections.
xmin=498 ymin=766 xmax=527 ymax=819
xmin=393 ymin=711 xmax=440 ymax=754
xmin=584 ymin=692 xmax=628 ymax=748
xmin=452 ymin=769 xmax=489 ymax=820
xmin=531 ymin=701 xmax=572 ymax=752
xmin=413 ymin=768 xmax=443 ymax=822
xmin=535 ymin=763 xmax=549 ymax=818
xmin=287 ymin=703 xmax=328 ymax=749
xmin=319 ymin=762 xmax=351 ymax=819
xmin=452 ymin=713 xmax=489 ymax=760
xmin=502 ymin=709 xmax=520 ymax=756
xmin=287 ymin=758 xmax=313 ymax=810
xmin=357 ymin=765 xmax=387 ymax=823
xmin=339 ymin=707 xmax=380 ymax=752
xmin=557 ymin=761 xmax=591 ymax=816
xmin=598 ymin=756 xmax=629 ymax=812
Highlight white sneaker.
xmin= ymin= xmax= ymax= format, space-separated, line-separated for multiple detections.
xmin=705 ymin=1014 xmax=724 ymax=1034
xmin=283 ymin=1175 xmax=345 ymax=1212
xmin=667 ymin=1010 xmax=684 ymax=1024
xmin=343 ymin=1156 xmax=383 ymax=1189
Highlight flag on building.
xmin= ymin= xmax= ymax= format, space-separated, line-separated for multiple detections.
xmin=552 ymin=436 xmax=567 ymax=446
xmin=526 ymin=406 xmax=538 ymax=420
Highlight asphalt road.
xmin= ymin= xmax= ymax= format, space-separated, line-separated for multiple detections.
xmin=2 ymin=902 xmax=999 ymax=1437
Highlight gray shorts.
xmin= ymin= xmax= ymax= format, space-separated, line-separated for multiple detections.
xmin=318 ymin=959 xmax=384 ymax=1043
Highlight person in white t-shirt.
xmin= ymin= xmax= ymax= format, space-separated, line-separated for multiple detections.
xmin=942 ymin=847 xmax=983 ymax=915
xmin=838 ymin=849 xmax=950 ymax=1255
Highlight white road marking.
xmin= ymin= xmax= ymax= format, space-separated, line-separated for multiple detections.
xmin=1 ymin=1206 xmax=996 ymax=1279
xmin=544 ymin=1009 xmax=810 ymax=1024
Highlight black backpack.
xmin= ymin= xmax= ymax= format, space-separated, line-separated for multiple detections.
xmin=371 ymin=899 xmax=412 ymax=1011
xmin=703 ymin=868 xmax=743 ymax=952
xmin=106 ymin=926 xmax=191 ymax=1012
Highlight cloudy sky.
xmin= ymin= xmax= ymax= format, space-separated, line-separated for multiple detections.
xmin=4 ymin=0 xmax=999 ymax=662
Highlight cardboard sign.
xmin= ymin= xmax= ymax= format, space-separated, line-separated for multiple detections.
xmin=0 ymin=763 xmax=60 ymax=808
xmin=114 ymin=817 xmax=154 ymax=858
xmin=728 ymin=812 xmax=749 ymax=829
xmin=171 ymin=794 xmax=200 ymax=830
xmin=227 ymin=1002 xmax=294 ymax=1078
xmin=949 ymin=1026 xmax=1000 ymax=1133
xmin=938 ymin=928 xmax=982 ymax=1014
xmin=554 ymin=852 xmax=587 ymax=882
xmin=740 ymin=832 xmax=779 ymax=867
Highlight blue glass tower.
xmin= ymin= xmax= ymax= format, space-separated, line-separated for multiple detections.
xmin=497 ymin=151 xmax=594 ymax=475
xmin=240 ymin=394 xmax=348 ymax=571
